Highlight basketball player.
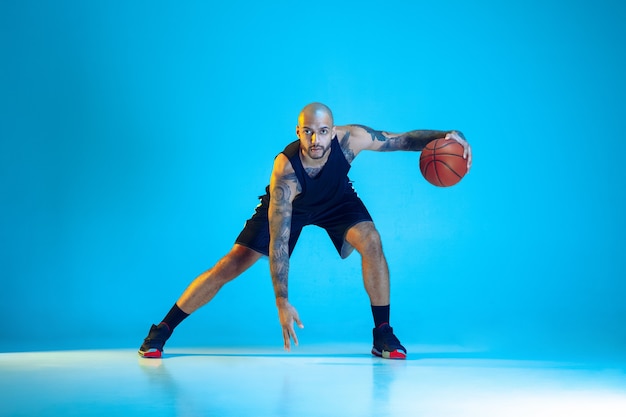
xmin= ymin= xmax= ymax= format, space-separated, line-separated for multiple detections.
xmin=139 ymin=102 xmax=472 ymax=359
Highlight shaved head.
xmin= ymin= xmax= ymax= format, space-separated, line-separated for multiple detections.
xmin=295 ymin=102 xmax=336 ymax=161
xmin=298 ymin=102 xmax=334 ymax=127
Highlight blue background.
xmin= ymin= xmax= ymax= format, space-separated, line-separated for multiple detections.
xmin=1 ymin=0 xmax=625 ymax=360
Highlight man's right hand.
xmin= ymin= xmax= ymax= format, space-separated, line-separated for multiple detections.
xmin=276 ymin=298 xmax=304 ymax=351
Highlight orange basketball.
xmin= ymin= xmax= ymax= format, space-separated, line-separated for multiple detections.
xmin=419 ymin=138 xmax=468 ymax=187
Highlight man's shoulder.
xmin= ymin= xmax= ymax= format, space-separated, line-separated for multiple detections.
xmin=334 ymin=126 xmax=351 ymax=149
xmin=334 ymin=125 xmax=351 ymax=139
xmin=281 ymin=139 xmax=300 ymax=158
xmin=335 ymin=125 xmax=370 ymax=142
xmin=273 ymin=152 xmax=296 ymax=177
xmin=334 ymin=125 xmax=371 ymax=162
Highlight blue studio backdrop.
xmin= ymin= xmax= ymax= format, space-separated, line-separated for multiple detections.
xmin=1 ymin=0 xmax=625 ymax=360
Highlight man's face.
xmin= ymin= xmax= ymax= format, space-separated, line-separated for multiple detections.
xmin=296 ymin=110 xmax=335 ymax=160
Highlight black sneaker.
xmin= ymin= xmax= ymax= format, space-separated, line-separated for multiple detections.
xmin=138 ymin=323 xmax=171 ymax=358
xmin=372 ymin=323 xmax=407 ymax=359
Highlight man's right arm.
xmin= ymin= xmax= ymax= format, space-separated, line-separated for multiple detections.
xmin=268 ymin=154 xmax=303 ymax=350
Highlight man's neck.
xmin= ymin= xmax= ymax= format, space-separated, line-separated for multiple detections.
xmin=300 ymin=150 xmax=330 ymax=168
xmin=299 ymin=147 xmax=331 ymax=178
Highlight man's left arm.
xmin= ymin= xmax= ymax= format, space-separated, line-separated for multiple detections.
xmin=340 ymin=125 xmax=472 ymax=170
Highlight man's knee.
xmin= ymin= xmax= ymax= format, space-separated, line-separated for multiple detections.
xmin=347 ymin=222 xmax=384 ymax=256
xmin=217 ymin=244 xmax=262 ymax=280
xmin=230 ymin=244 xmax=261 ymax=260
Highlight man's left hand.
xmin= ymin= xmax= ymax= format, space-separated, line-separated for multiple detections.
xmin=446 ymin=131 xmax=472 ymax=171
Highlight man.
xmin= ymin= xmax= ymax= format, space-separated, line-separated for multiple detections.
xmin=139 ymin=102 xmax=472 ymax=359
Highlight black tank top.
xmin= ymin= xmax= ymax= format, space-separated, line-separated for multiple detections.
xmin=281 ymin=136 xmax=355 ymax=215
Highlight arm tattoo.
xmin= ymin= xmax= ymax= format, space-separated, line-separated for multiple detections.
xmin=271 ymin=178 xmax=292 ymax=206
xmin=338 ymin=131 xmax=356 ymax=163
xmin=269 ymin=176 xmax=295 ymax=299
xmin=349 ymin=124 xmax=387 ymax=142
xmin=378 ymin=130 xmax=449 ymax=152
xmin=347 ymin=124 xmax=445 ymax=152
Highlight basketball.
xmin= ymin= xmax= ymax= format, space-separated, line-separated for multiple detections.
xmin=419 ymin=138 xmax=468 ymax=187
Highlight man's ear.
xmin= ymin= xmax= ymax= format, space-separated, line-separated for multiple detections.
xmin=295 ymin=125 xmax=301 ymax=138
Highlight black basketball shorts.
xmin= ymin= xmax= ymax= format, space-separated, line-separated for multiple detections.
xmin=235 ymin=192 xmax=373 ymax=259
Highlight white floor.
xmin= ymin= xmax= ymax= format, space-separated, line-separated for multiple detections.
xmin=1 ymin=345 xmax=625 ymax=417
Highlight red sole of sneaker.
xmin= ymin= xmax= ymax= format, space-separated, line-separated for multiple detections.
xmin=385 ymin=350 xmax=406 ymax=360
xmin=372 ymin=349 xmax=406 ymax=360
xmin=138 ymin=349 xmax=162 ymax=358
